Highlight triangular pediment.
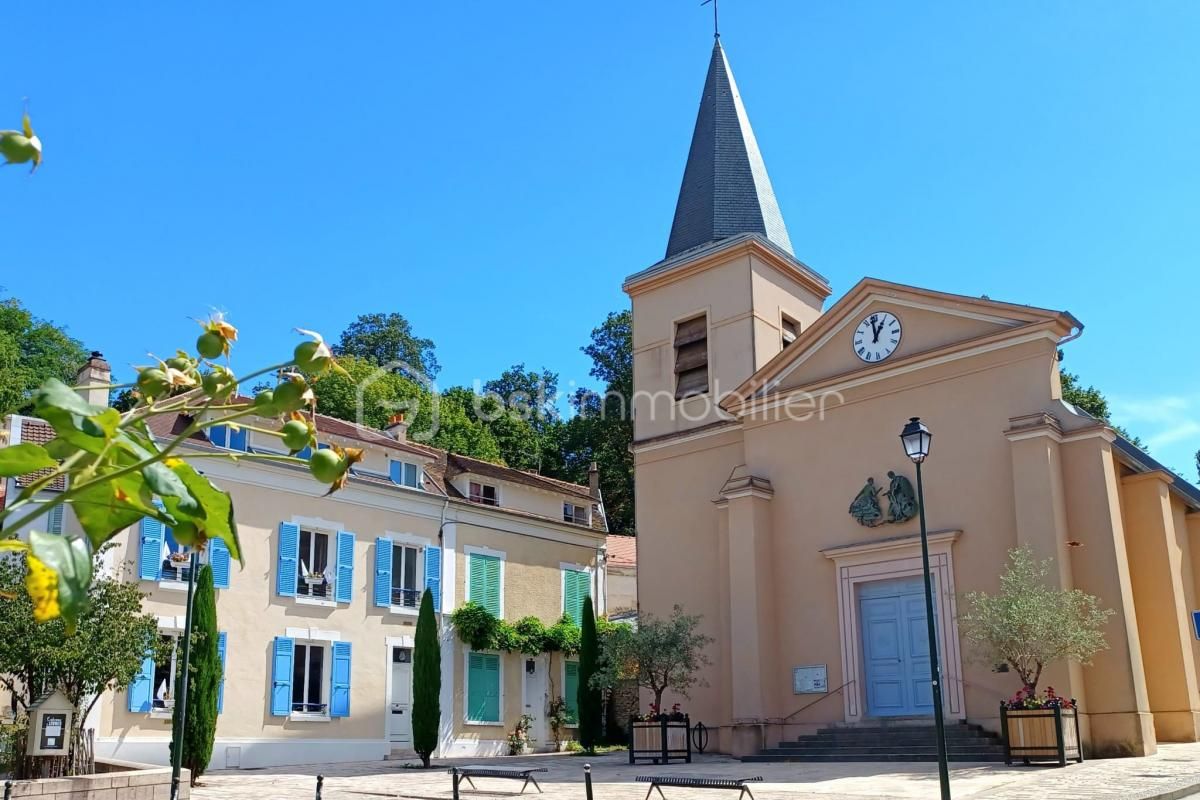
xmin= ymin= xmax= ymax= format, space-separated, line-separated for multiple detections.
xmin=722 ymin=278 xmax=1080 ymax=412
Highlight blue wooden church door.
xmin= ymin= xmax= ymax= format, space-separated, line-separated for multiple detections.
xmin=860 ymin=577 xmax=935 ymax=717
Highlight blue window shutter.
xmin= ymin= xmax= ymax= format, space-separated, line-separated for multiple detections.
xmin=128 ymin=653 xmax=154 ymax=712
xmin=210 ymin=538 xmax=231 ymax=589
xmin=209 ymin=425 xmax=228 ymax=448
xmin=47 ymin=504 xmax=64 ymax=535
xmin=405 ymin=463 xmax=418 ymax=487
xmin=270 ymin=637 xmax=294 ymax=716
xmin=217 ymin=632 xmax=228 ymax=714
xmin=228 ymin=426 xmax=248 ymax=452
xmin=374 ymin=537 xmax=393 ymax=608
xmin=424 ymin=546 xmax=442 ymax=611
xmin=295 ymin=446 xmax=312 ymax=460
xmin=330 ymin=641 xmax=352 ymax=718
xmin=389 ymin=461 xmax=402 ymax=484
xmin=277 ymin=523 xmax=299 ymax=598
xmin=335 ymin=530 xmax=355 ymax=603
xmin=138 ymin=517 xmax=164 ymax=581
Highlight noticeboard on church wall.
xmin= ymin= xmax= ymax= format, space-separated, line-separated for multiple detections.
xmin=793 ymin=664 xmax=828 ymax=694
xmin=1192 ymin=610 xmax=1200 ymax=641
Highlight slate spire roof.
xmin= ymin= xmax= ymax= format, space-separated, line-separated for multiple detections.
xmin=665 ymin=40 xmax=794 ymax=259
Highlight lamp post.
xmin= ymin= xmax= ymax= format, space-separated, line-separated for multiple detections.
xmin=899 ymin=416 xmax=950 ymax=800
xmin=169 ymin=550 xmax=199 ymax=800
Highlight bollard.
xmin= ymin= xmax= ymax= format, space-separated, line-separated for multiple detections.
xmin=4 ymin=779 xmax=12 ymax=800
xmin=315 ymin=774 xmax=324 ymax=800
xmin=452 ymin=766 xmax=461 ymax=800
xmin=584 ymin=764 xmax=594 ymax=800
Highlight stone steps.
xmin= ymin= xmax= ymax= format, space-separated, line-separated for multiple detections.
xmin=745 ymin=721 xmax=1008 ymax=763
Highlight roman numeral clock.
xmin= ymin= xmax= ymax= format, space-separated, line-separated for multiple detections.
xmin=853 ymin=311 xmax=902 ymax=363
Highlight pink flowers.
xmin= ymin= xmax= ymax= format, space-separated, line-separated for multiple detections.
xmin=1005 ymin=685 xmax=1076 ymax=710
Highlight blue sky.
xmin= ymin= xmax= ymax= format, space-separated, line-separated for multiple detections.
xmin=5 ymin=1 xmax=1199 ymax=475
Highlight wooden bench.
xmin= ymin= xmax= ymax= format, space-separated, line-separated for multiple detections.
xmin=635 ymin=775 xmax=764 ymax=800
xmin=450 ymin=766 xmax=549 ymax=795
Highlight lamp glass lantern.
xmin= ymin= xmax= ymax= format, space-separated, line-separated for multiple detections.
xmin=900 ymin=417 xmax=932 ymax=463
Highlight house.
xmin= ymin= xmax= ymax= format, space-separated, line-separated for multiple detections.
xmin=604 ymin=535 xmax=637 ymax=619
xmin=627 ymin=38 xmax=1200 ymax=759
xmin=2 ymin=357 xmax=610 ymax=769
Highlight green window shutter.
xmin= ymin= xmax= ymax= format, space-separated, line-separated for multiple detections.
xmin=467 ymin=652 xmax=501 ymax=723
xmin=564 ymin=570 xmax=590 ymax=626
xmin=470 ymin=554 xmax=502 ymax=618
xmin=564 ymin=660 xmax=580 ymax=723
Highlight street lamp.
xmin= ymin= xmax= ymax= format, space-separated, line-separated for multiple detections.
xmin=899 ymin=416 xmax=950 ymax=800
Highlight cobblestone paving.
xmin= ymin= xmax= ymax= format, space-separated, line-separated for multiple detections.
xmin=195 ymin=744 xmax=1200 ymax=800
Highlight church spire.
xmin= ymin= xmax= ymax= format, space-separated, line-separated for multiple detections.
xmin=665 ymin=40 xmax=794 ymax=259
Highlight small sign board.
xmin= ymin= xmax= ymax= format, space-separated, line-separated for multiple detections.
xmin=1192 ymin=610 xmax=1200 ymax=641
xmin=27 ymin=689 xmax=74 ymax=756
xmin=793 ymin=664 xmax=828 ymax=694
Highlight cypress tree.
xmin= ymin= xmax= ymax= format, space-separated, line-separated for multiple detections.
xmin=170 ymin=564 xmax=220 ymax=785
xmin=412 ymin=588 xmax=441 ymax=768
xmin=577 ymin=596 xmax=603 ymax=752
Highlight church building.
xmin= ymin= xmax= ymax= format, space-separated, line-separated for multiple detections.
xmin=627 ymin=38 xmax=1200 ymax=759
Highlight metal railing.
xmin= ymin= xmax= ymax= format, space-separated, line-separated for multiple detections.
xmin=390 ymin=587 xmax=421 ymax=608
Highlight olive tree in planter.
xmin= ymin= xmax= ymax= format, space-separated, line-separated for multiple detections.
xmin=958 ymin=545 xmax=1113 ymax=764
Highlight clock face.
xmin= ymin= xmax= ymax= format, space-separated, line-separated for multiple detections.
xmin=853 ymin=311 xmax=902 ymax=363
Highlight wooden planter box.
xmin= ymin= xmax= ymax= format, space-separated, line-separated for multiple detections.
xmin=629 ymin=716 xmax=691 ymax=764
xmin=1001 ymin=704 xmax=1083 ymax=766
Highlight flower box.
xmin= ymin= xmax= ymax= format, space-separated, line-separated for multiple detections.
xmin=629 ymin=715 xmax=691 ymax=765
xmin=303 ymin=574 xmax=325 ymax=586
xmin=1001 ymin=704 xmax=1082 ymax=766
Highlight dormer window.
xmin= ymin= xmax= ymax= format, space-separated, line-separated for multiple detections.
xmin=563 ymin=503 xmax=589 ymax=526
xmin=674 ymin=314 xmax=709 ymax=399
xmin=781 ymin=315 xmax=800 ymax=349
xmin=209 ymin=424 xmax=248 ymax=452
xmin=469 ymin=482 xmax=499 ymax=507
xmin=390 ymin=460 xmax=422 ymax=489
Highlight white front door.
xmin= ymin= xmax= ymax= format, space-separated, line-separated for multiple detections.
xmin=523 ymin=656 xmax=548 ymax=747
xmin=389 ymin=647 xmax=413 ymax=745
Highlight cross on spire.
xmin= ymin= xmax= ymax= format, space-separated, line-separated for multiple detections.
xmin=701 ymin=0 xmax=720 ymax=39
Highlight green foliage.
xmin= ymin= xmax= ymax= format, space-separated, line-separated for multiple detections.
xmin=547 ymin=696 xmax=570 ymax=747
xmin=449 ymin=605 xmax=582 ymax=656
xmin=170 ymin=565 xmax=219 ymax=785
xmin=1057 ymin=351 xmax=1144 ymax=449
xmin=0 ymin=317 xmax=350 ymax=629
xmin=959 ymin=546 xmax=1114 ymax=693
xmin=1195 ymin=449 xmax=1199 ymax=484
xmin=334 ymin=312 xmax=440 ymax=378
xmin=511 ymin=616 xmax=550 ymax=655
xmin=0 ymin=546 xmax=158 ymax=731
xmin=449 ymin=602 xmax=502 ymax=650
xmin=592 ymin=605 xmax=713 ymax=710
xmin=545 ymin=614 xmax=582 ymax=655
xmin=577 ymin=597 xmax=603 ymax=752
xmin=310 ymin=354 xmax=429 ymax=431
xmin=0 ymin=296 xmax=89 ymax=417
xmin=427 ymin=389 xmax=503 ymax=462
xmin=412 ymin=589 xmax=441 ymax=768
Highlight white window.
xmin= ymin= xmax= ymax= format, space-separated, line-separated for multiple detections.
xmin=469 ymin=482 xmax=499 ymax=507
xmin=563 ymin=503 xmax=589 ymax=526
xmin=781 ymin=314 xmax=800 ymax=349
xmin=390 ymin=460 xmax=422 ymax=489
xmin=391 ymin=543 xmax=422 ymax=609
xmin=292 ymin=642 xmax=328 ymax=715
xmin=298 ymin=529 xmax=332 ymax=598
xmin=152 ymin=633 xmax=181 ymax=713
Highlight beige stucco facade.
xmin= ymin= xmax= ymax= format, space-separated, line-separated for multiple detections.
xmin=0 ymin=398 xmax=609 ymax=769
xmin=627 ymin=256 xmax=1200 ymax=759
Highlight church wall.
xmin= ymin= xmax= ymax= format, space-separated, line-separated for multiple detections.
xmin=748 ymin=254 xmax=827 ymax=367
xmin=739 ymin=341 xmax=1060 ymax=736
xmin=633 ymin=427 xmax=744 ymax=741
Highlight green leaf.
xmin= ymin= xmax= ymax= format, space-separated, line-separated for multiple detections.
xmin=34 ymin=379 xmax=113 ymax=455
xmin=142 ymin=462 xmax=199 ymax=514
xmin=166 ymin=461 xmax=243 ymax=566
xmin=70 ymin=472 xmax=158 ymax=548
xmin=83 ymin=407 xmax=122 ymax=439
xmin=29 ymin=530 xmax=93 ymax=633
xmin=43 ymin=437 xmax=81 ymax=460
xmin=0 ymin=443 xmax=56 ymax=476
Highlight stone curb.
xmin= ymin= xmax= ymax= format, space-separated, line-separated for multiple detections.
xmin=1142 ymin=782 xmax=1200 ymax=800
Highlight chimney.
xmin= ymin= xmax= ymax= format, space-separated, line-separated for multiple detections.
xmin=588 ymin=461 xmax=601 ymax=501
xmin=385 ymin=413 xmax=409 ymax=442
xmin=76 ymin=352 xmax=111 ymax=408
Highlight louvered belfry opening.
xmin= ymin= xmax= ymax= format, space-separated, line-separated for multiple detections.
xmin=674 ymin=314 xmax=710 ymax=399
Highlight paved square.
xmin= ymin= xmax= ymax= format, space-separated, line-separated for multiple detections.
xmin=195 ymin=744 xmax=1200 ymax=800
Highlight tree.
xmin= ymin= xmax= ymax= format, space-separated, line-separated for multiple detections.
xmin=310 ymin=354 xmax=430 ymax=430
xmin=412 ymin=589 xmax=441 ymax=768
xmin=576 ymin=597 xmax=602 ymax=752
xmin=959 ymin=546 xmax=1114 ymax=694
xmin=483 ymin=364 xmax=561 ymax=434
xmin=170 ymin=565 xmax=220 ymax=785
xmin=592 ymin=605 xmax=713 ymax=710
xmin=1057 ymin=351 xmax=1144 ymax=449
xmin=334 ymin=312 xmax=440 ymax=378
xmin=1195 ymin=449 xmax=1199 ymax=484
xmin=0 ymin=547 xmax=159 ymax=777
xmin=0 ymin=295 xmax=90 ymax=416
xmin=559 ymin=311 xmax=634 ymax=534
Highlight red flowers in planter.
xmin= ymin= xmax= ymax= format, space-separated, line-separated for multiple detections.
xmin=1004 ymin=685 xmax=1077 ymax=710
